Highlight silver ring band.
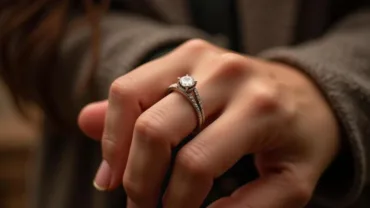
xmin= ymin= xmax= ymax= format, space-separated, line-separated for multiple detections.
xmin=193 ymin=88 xmax=205 ymax=125
xmin=168 ymin=75 xmax=205 ymax=131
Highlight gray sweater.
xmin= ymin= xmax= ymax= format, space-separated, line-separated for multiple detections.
xmin=31 ymin=0 xmax=370 ymax=207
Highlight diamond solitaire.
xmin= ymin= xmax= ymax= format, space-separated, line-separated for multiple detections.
xmin=179 ymin=74 xmax=196 ymax=90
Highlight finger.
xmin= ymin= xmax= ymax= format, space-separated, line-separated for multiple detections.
xmin=162 ymin=78 xmax=287 ymax=208
xmin=78 ymin=100 xmax=108 ymax=140
xmin=123 ymin=79 xmax=227 ymax=207
xmin=208 ymin=172 xmax=313 ymax=208
xmin=123 ymin=52 xmax=252 ymax=207
xmin=94 ymin=60 xmax=185 ymax=190
xmin=123 ymin=93 xmax=196 ymax=207
xmin=162 ymin=103 xmax=274 ymax=208
xmin=78 ymin=39 xmax=225 ymax=140
xmin=94 ymin=40 xmax=219 ymax=191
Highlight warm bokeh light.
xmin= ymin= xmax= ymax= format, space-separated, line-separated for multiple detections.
xmin=0 ymin=80 xmax=42 ymax=208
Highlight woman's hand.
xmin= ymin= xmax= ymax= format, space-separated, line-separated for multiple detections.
xmin=79 ymin=39 xmax=340 ymax=208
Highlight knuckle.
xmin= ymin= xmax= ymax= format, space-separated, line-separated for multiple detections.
xmin=134 ymin=109 xmax=167 ymax=144
xmin=176 ymin=145 xmax=210 ymax=178
xmin=178 ymin=39 xmax=211 ymax=55
xmin=109 ymin=78 xmax=134 ymax=101
xmin=202 ymin=53 xmax=250 ymax=88
xmin=290 ymin=181 xmax=313 ymax=205
xmin=122 ymin=176 xmax=147 ymax=202
xmin=249 ymin=85 xmax=281 ymax=115
xmin=283 ymin=171 xmax=314 ymax=205
xmin=217 ymin=53 xmax=250 ymax=75
xmin=101 ymin=134 xmax=119 ymax=162
xmin=207 ymin=53 xmax=250 ymax=83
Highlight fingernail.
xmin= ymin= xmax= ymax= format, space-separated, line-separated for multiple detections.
xmin=93 ymin=160 xmax=112 ymax=191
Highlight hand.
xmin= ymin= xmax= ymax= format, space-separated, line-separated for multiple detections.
xmin=79 ymin=39 xmax=340 ymax=208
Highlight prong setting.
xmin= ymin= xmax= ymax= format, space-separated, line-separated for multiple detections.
xmin=178 ymin=74 xmax=197 ymax=92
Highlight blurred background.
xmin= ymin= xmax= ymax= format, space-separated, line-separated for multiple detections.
xmin=0 ymin=79 xmax=41 ymax=208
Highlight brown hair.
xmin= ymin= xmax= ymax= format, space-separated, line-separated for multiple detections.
xmin=0 ymin=0 xmax=109 ymax=121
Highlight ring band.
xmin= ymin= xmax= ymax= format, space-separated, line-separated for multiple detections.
xmin=168 ymin=75 xmax=205 ymax=131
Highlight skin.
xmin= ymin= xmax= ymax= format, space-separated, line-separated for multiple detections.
xmin=78 ymin=39 xmax=340 ymax=208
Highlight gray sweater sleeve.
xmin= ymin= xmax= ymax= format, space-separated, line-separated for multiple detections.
xmin=260 ymin=9 xmax=370 ymax=208
xmin=55 ymin=13 xmax=210 ymax=126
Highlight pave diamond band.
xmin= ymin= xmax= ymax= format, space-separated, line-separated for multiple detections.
xmin=168 ymin=75 xmax=205 ymax=131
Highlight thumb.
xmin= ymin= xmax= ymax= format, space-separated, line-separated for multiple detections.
xmin=78 ymin=100 xmax=108 ymax=140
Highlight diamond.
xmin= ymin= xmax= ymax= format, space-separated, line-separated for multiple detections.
xmin=179 ymin=75 xmax=195 ymax=88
